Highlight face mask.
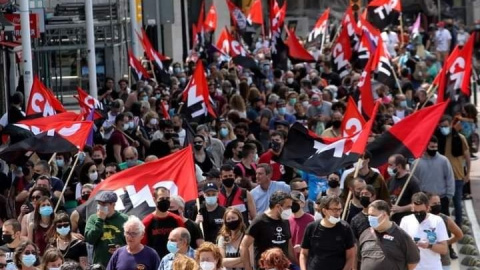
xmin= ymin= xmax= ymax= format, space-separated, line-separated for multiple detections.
xmin=205 ymin=196 xmax=218 ymax=206
xmin=220 ymin=128 xmax=229 ymax=138
xmin=360 ymin=196 xmax=371 ymax=208
xmin=222 ymin=178 xmax=235 ymax=188
xmin=199 ymin=261 xmax=216 ymax=270
xmin=126 ymin=160 xmax=137 ymax=168
xmin=331 ymin=120 xmax=342 ymax=129
xmin=155 ymin=94 xmax=161 ymax=99
xmin=49 ymin=268 xmax=60 ymax=270
xmin=123 ymin=123 xmax=129 ymax=131
xmin=430 ymin=204 xmax=442 ymax=215
xmin=150 ymin=118 xmax=158 ymax=126
xmin=56 ymin=226 xmax=71 ymax=236
xmin=174 ymin=67 xmax=182 ymax=74
xmin=314 ymin=212 xmax=323 ymax=221
xmin=22 ymin=254 xmax=36 ymax=267
xmin=277 ymin=107 xmax=286 ymax=115
xmin=440 ymin=127 xmax=451 ymax=136
xmin=166 ymin=241 xmax=178 ymax=254
xmin=287 ymin=78 xmax=294 ymax=84
xmin=254 ymin=153 xmax=259 ymax=162
xmin=265 ymin=83 xmax=273 ymax=89
xmin=291 ymin=202 xmax=301 ymax=213
xmin=427 ymin=149 xmax=437 ymax=157
xmin=271 ymin=141 xmax=282 ymax=152
xmin=32 ymin=173 xmax=40 ymax=180
xmin=414 ymin=211 xmax=427 ymax=223
xmin=311 ymin=100 xmax=321 ymax=107
xmin=400 ymin=100 xmax=407 ymax=108
xmin=328 ymin=181 xmax=340 ymax=188
xmin=157 ymin=199 xmax=171 ymax=212
xmin=194 ymin=144 xmax=203 ymax=151
xmin=81 ymin=194 xmax=90 ymax=201
xmin=387 ymin=167 xmax=397 ymax=177
xmin=225 ymin=219 xmax=241 ymax=231
xmin=179 ymin=78 xmax=187 ymax=84
xmin=327 ymin=215 xmax=341 ymax=225
xmin=281 ymin=207 xmax=292 ymax=220
xmin=302 ymin=101 xmax=309 ymax=108
xmin=141 ymin=96 xmax=148 ymax=102
xmin=39 ymin=206 xmax=53 ymax=217
xmin=173 ymin=126 xmax=181 ymax=132
xmin=289 ymin=98 xmax=297 ymax=105
xmin=2 ymin=234 xmax=13 ymax=244
xmin=128 ymin=122 xmax=135 ymax=129
xmin=97 ymin=204 xmax=109 ymax=213
xmin=368 ymin=215 xmax=381 ymax=229
xmin=56 ymin=159 xmax=64 ymax=168
xmin=164 ymin=132 xmax=173 ymax=140
xmin=78 ymin=152 xmax=85 ymax=164
xmin=93 ymin=158 xmax=103 ymax=165
xmin=89 ymin=172 xmax=98 ymax=182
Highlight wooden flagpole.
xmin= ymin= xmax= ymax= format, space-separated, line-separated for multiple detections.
xmin=342 ymin=158 xmax=363 ymax=220
xmin=54 ymin=152 xmax=80 ymax=212
xmin=196 ymin=198 xmax=205 ymax=235
xmin=393 ymin=159 xmax=420 ymax=208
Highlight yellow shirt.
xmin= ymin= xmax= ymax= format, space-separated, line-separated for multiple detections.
xmin=444 ymin=134 xmax=469 ymax=179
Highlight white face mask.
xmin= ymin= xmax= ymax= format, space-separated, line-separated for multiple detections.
xmin=314 ymin=212 xmax=323 ymax=221
xmin=89 ymin=172 xmax=98 ymax=182
xmin=199 ymin=261 xmax=216 ymax=270
xmin=328 ymin=215 xmax=341 ymax=225
xmin=281 ymin=208 xmax=292 ymax=220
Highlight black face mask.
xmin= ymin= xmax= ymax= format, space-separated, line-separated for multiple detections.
xmin=331 ymin=120 xmax=342 ymax=129
xmin=225 ymin=219 xmax=242 ymax=231
xmin=430 ymin=205 xmax=442 ymax=215
xmin=32 ymin=173 xmax=40 ymax=180
xmin=93 ymin=158 xmax=103 ymax=165
xmin=291 ymin=202 xmax=301 ymax=213
xmin=169 ymin=209 xmax=181 ymax=216
xmin=328 ymin=181 xmax=340 ymax=188
xmin=81 ymin=194 xmax=91 ymax=201
xmin=194 ymin=144 xmax=203 ymax=151
xmin=173 ymin=126 xmax=181 ymax=132
xmin=157 ymin=199 xmax=171 ymax=212
xmin=360 ymin=196 xmax=371 ymax=208
xmin=414 ymin=211 xmax=427 ymax=223
xmin=164 ymin=133 xmax=173 ymax=140
xmin=271 ymin=141 xmax=282 ymax=152
xmin=2 ymin=234 xmax=13 ymax=244
xmin=222 ymin=178 xmax=235 ymax=188
xmin=427 ymin=149 xmax=437 ymax=157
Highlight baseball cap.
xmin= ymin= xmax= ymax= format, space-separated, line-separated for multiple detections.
xmin=291 ymin=191 xmax=306 ymax=203
xmin=95 ymin=191 xmax=118 ymax=203
xmin=203 ymin=182 xmax=219 ymax=193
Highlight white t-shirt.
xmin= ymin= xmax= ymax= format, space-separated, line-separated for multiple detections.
xmin=456 ymin=32 xmax=470 ymax=46
xmin=400 ymin=213 xmax=449 ymax=270
xmin=434 ymin=29 xmax=452 ymax=52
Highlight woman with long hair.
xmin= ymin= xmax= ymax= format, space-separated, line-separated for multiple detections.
xmin=28 ymin=196 xmax=55 ymax=255
xmin=47 ymin=213 xmax=88 ymax=268
xmin=217 ymin=208 xmax=250 ymax=270
xmin=40 ymin=248 xmax=64 ymax=270
xmin=229 ymin=95 xmax=247 ymax=119
xmin=217 ymin=122 xmax=236 ymax=146
xmin=20 ymin=187 xmax=51 ymax=236
xmin=75 ymin=162 xmax=99 ymax=204
xmin=14 ymin=240 xmax=40 ymax=270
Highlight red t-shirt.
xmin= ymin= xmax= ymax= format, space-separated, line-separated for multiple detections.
xmin=289 ymin=213 xmax=315 ymax=259
xmin=258 ymin=150 xmax=284 ymax=181
xmin=141 ymin=212 xmax=184 ymax=258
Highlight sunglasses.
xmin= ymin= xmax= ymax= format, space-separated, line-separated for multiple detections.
xmin=294 ymin=188 xmax=308 ymax=192
xmin=56 ymin=223 xmax=69 ymax=229
xmin=24 ymin=251 xmax=36 ymax=256
xmin=31 ymin=195 xmax=41 ymax=201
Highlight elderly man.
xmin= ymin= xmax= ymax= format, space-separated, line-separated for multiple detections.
xmin=118 ymin=146 xmax=144 ymax=170
xmin=158 ymin=228 xmax=195 ymax=270
xmin=106 ymin=216 xmax=160 ymax=270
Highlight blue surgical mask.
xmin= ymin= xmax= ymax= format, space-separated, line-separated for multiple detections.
xmin=440 ymin=127 xmax=451 ymax=136
xmin=167 ymin=241 xmax=178 ymax=254
xmin=289 ymin=98 xmax=297 ymax=106
xmin=142 ymin=96 xmax=148 ymax=102
xmin=179 ymin=77 xmax=187 ymax=84
xmin=400 ymin=100 xmax=407 ymax=108
xmin=56 ymin=226 xmax=71 ymax=236
xmin=56 ymin=159 xmax=64 ymax=168
xmin=368 ymin=215 xmax=381 ymax=229
xmin=22 ymin=254 xmax=36 ymax=267
xmin=219 ymin=128 xmax=229 ymax=138
xmin=126 ymin=160 xmax=137 ymax=168
xmin=278 ymin=107 xmax=286 ymax=115
xmin=174 ymin=67 xmax=182 ymax=74
xmin=205 ymin=196 xmax=218 ymax=206
xmin=39 ymin=206 xmax=53 ymax=217
xmin=155 ymin=94 xmax=161 ymax=99
xmin=128 ymin=121 xmax=135 ymax=129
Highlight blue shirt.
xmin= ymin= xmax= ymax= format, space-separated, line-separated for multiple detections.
xmin=106 ymin=246 xmax=160 ymax=270
xmin=251 ymin=181 xmax=291 ymax=214
xmin=300 ymin=171 xmax=328 ymax=201
xmin=158 ymin=247 xmax=195 ymax=270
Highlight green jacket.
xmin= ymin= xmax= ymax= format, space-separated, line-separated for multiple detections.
xmin=84 ymin=211 xmax=128 ymax=267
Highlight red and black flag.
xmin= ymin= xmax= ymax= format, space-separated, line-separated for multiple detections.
xmin=371 ymin=39 xmax=396 ymax=89
xmin=270 ymin=0 xmax=288 ymax=71
xmin=367 ymin=0 xmax=402 ymax=31
xmin=128 ymin=49 xmax=150 ymax=81
xmin=26 ymin=76 xmax=66 ymax=117
xmin=367 ymin=101 xmax=449 ymax=167
xmin=137 ymin=30 xmax=172 ymax=71
xmin=226 ymin=0 xmax=248 ymax=31
xmin=341 ymin=6 xmax=361 ymax=51
xmin=354 ymin=31 xmax=375 ymax=70
xmin=181 ymin=60 xmax=217 ymax=123
xmin=279 ymin=102 xmax=379 ymax=175
xmin=332 ymin=25 xmax=352 ymax=78
xmin=341 ymin=97 xmax=366 ymax=137
xmin=82 ymin=146 xmax=198 ymax=219
xmin=358 ymin=57 xmax=376 ymax=119
xmin=307 ymin=8 xmax=330 ymax=43
xmin=286 ymin=28 xmax=315 ymax=64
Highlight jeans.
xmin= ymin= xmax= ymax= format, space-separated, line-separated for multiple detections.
xmin=453 ymin=180 xmax=464 ymax=225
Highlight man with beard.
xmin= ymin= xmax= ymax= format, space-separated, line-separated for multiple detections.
xmin=142 ymin=187 xmax=184 ymax=258
xmin=322 ymin=111 xmax=343 ymax=138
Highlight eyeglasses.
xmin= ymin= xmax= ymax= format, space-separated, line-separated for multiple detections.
xmin=105 ymin=171 xmax=115 ymax=175
xmin=326 ymin=208 xmax=343 ymax=213
xmin=294 ymin=187 xmax=308 ymax=192
xmin=124 ymin=231 xmax=141 ymax=237
xmin=23 ymin=251 xmax=37 ymax=256
xmin=31 ymin=195 xmax=41 ymax=201
xmin=56 ymin=223 xmax=69 ymax=229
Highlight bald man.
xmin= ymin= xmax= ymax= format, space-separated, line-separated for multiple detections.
xmin=118 ymin=146 xmax=144 ymax=170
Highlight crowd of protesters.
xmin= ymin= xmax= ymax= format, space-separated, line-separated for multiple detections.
xmin=0 ymin=13 xmax=477 ymax=270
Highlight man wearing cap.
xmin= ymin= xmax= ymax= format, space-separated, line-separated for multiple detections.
xmin=434 ymin=21 xmax=452 ymax=63
xmin=306 ymin=93 xmax=332 ymax=121
xmin=85 ymin=191 xmax=128 ymax=267
xmin=268 ymin=99 xmax=296 ymax=130
xmin=192 ymin=182 xmax=226 ymax=242
xmin=288 ymin=191 xmax=314 ymax=261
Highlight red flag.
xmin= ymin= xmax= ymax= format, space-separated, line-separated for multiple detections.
xmin=270 ymin=0 xmax=286 ymax=36
xmin=286 ymin=28 xmax=315 ymax=63
xmin=75 ymin=96 xmax=104 ymax=120
xmin=226 ymin=0 xmax=247 ymax=30
xmin=368 ymin=0 xmax=402 ymax=12
xmin=216 ymin=28 xmax=247 ymax=57
xmin=192 ymin=24 xmax=199 ymax=48
xmin=370 ymin=39 xmax=396 ymax=89
xmin=128 ymin=49 xmax=150 ymax=80
xmin=16 ymin=120 xmax=94 ymax=149
xmin=358 ymin=16 xmax=381 ymax=48
xmin=341 ymin=6 xmax=361 ymax=39
xmin=161 ymin=101 xmax=170 ymax=120
xmin=182 ymin=60 xmax=217 ymax=122
xmin=88 ymin=147 xmax=198 ymax=218
xmin=341 ymin=97 xmax=366 ymax=137
xmin=460 ymin=32 xmax=475 ymax=96
xmin=358 ymin=57 xmax=376 ymax=118
xmin=368 ymin=101 xmax=449 ymax=167
xmin=332 ymin=26 xmax=352 ymax=78
xmin=26 ymin=77 xmax=66 ymax=117
xmin=307 ymin=8 xmax=330 ymax=42
xmin=77 ymin=87 xmax=103 ymax=111
xmin=204 ymin=4 xmax=217 ymax=32
xmin=19 ymin=112 xmax=82 ymax=125
xmin=247 ymin=0 xmax=263 ymax=25
xmin=367 ymin=0 xmax=402 ymax=30
xmin=137 ymin=30 xmax=170 ymax=70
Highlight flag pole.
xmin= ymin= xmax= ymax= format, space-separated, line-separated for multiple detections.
xmin=196 ymin=198 xmax=205 ymax=235
xmin=320 ymin=27 xmax=327 ymax=54
xmin=391 ymin=68 xmax=404 ymax=95
xmin=393 ymin=159 xmax=420 ymax=208
xmin=149 ymin=60 xmax=158 ymax=82
xmin=113 ymin=126 xmax=136 ymax=143
xmin=342 ymin=158 xmax=363 ymax=220
xmin=399 ymin=13 xmax=405 ymax=48
xmin=54 ymin=151 xmax=81 ymax=212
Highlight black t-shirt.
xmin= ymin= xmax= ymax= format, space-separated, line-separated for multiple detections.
xmin=50 ymin=239 xmax=87 ymax=263
xmin=301 ymin=220 xmax=355 ymax=270
xmin=142 ymin=213 xmax=184 ymax=258
xmin=184 ymin=219 xmax=204 ymax=249
xmin=321 ymin=72 xmax=342 ymax=86
xmin=247 ymin=213 xmax=291 ymax=268
xmin=346 ymin=203 xmax=363 ymax=224
xmin=193 ymin=205 xmax=226 ymax=243
xmin=234 ymin=163 xmax=256 ymax=183
xmin=388 ymin=173 xmax=420 ymax=224
xmin=146 ymin=139 xmax=172 ymax=159
xmin=350 ymin=212 xmax=370 ymax=239
xmin=0 ymin=244 xmax=15 ymax=266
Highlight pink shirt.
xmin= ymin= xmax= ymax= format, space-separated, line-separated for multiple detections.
xmin=289 ymin=213 xmax=315 ymax=258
